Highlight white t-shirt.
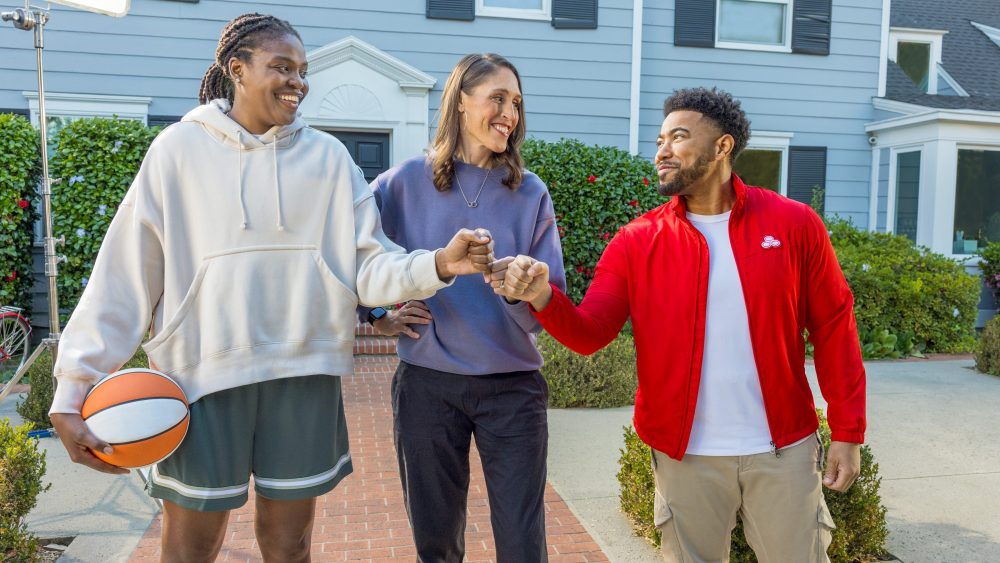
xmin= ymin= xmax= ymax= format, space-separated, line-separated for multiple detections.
xmin=684 ymin=211 xmax=774 ymax=456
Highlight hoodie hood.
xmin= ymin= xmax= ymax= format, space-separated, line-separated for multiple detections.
xmin=181 ymin=98 xmax=307 ymax=150
xmin=181 ymin=99 xmax=308 ymax=230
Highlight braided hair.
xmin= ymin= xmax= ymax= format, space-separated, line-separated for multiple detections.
xmin=199 ymin=13 xmax=301 ymax=105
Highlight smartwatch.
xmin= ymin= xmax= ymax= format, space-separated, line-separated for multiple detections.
xmin=367 ymin=306 xmax=388 ymax=325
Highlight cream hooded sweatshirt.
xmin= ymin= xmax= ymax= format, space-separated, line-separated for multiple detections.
xmin=50 ymin=100 xmax=449 ymax=414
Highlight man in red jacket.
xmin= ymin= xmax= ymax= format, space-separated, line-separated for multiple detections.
xmin=491 ymin=87 xmax=866 ymax=562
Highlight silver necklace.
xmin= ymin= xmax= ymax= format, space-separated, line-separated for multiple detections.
xmin=454 ymin=168 xmax=491 ymax=208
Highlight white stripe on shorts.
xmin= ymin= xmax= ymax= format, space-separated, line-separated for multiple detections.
xmin=253 ymin=452 xmax=352 ymax=490
xmin=150 ymin=465 xmax=250 ymax=499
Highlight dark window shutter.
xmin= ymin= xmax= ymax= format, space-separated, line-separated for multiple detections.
xmin=427 ymin=0 xmax=474 ymax=21
xmin=148 ymin=115 xmax=182 ymax=128
xmin=552 ymin=0 xmax=597 ymax=29
xmin=792 ymin=0 xmax=831 ymax=55
xmin=1 ymin=108 xmax=30 ymax=118
xmin=674 ymin=0 xmax=715 ymax=47
xmin=788 ymin=146 xmax=827 ymax=210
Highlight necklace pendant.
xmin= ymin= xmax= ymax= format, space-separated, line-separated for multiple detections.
xmin=468 ymin=201 xmax=478 ymax=208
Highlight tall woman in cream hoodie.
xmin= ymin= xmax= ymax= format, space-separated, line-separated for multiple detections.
xmin=47 ymin=13 xmax=491 ymax=562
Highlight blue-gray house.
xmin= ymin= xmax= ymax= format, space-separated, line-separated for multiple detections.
xmin=2 ymin=0 xmax=892 ymax=328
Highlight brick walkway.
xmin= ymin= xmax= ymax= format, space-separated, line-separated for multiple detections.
xmin=130 ymin=330 xmax=609 ymax=562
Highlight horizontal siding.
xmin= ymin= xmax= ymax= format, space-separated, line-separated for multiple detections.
xmin=0 ymin=0 xmax=635 ymax=150
xmin=640 ymin=0 xmax=882 ymax=226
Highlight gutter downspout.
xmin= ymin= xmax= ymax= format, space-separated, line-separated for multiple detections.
xmin=628 ymin=0 xmax=643 ymax=154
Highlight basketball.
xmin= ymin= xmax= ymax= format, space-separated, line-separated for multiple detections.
xmin=80 ymin=368 xmax=190 ymax=468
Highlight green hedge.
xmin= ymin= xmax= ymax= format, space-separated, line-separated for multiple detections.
xmin=522 ymin=138 xmax=666 ymax=303
xmin=0 ymin=419 xmax=50 ymax=562
xmin=976 ymin=315 xmax=1000 ymax=376
xmin=617 ymin=409 xmax=888 ymax=562
xmin=0 ymin=114 xmax=41 ymax=313
xmin=829 ymin=218 xmax=979 ymax=358
xmin=538 ymin=331 xmax=637 ymax=408
xmin=50 ymin=117 xmax=159 ymax=316
xmin=17 ymin=346 xmax=150 ymax=428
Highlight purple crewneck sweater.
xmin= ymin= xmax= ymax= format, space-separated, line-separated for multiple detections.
xmin=360 ymin=155 xmax=567 ymax=376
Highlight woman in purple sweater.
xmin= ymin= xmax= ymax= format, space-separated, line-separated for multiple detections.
xmin=362 ymin=53 xmax=566 ymax=562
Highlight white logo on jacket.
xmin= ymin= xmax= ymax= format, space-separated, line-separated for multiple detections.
xmin=761 ymin=235 xmax=782 ymax=249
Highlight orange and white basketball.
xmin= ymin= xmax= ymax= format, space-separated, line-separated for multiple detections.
xmin=81 ymin=368 xmax=190 ymax=468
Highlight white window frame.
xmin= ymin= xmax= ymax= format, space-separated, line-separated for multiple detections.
xmin=951 ymin=144 xmax=1000 ymax=256
xmin=715 ymin=0 xmax=794 ymax=54
xmin=476 ymin=0 xmax=551 ymax=21
xmin=742 ymin=131 xmax=792 ymax=195
xmin=888 ymin=27 xmax=947 ymax=95
xmin=22 ymin=92 xmax=151 ymax=127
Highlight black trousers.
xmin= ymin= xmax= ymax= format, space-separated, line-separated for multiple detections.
xmin=392 ymin=360 xmax=549 ymax=563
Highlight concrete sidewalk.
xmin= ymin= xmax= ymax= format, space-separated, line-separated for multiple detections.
xmin=547 ymin=357 xmax=1000 ymax=563
xmin=5 ymin=357 xmax=1000 ymax=562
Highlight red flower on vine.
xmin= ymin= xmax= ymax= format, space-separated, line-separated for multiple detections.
xmin=4 ymin=271 xmax=16 ymax=282
xmin=558 ymin=226 xmax=566 ymax=238
xmin=17 ymin=199 xmax=29 ymax=209
xmin=602 ymin=232 xmax=611 ymax=240
xmin=643 ymin=177 xmax=650 ymax=186
xmin=629 ymin=199 xmax=639 ymax=207
xmin=587 ymin=175 xmax=597 ymax=183
xmin=576 ymin=265 xmax=585 ymax=273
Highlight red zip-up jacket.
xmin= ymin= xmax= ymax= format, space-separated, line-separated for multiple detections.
xmin=534 ymin=175 xmax=866 ymax=460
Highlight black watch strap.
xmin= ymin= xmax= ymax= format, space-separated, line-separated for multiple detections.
xmin=367 ymin=307 xmax=388 ymax=325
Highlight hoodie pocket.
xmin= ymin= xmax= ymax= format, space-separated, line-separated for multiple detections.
xmin=144 ymin=245 xmax=356 ymax=373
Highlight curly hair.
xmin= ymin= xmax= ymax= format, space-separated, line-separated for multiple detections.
xmin=663 ymin=87 xmax=751 ymax=163
xmin=199 ymin=13 xmax=301 ymax=105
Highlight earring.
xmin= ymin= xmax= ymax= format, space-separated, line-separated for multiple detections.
xmin=233 ymin=75 xmax=242 ymax=84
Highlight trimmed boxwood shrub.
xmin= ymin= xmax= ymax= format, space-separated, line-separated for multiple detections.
xmin=49 ymin=117 xmax=159 ymax=316
xmin=976 ymin=315 xmax=1000 ymax=376
xmin=0 ymin=114 xmax=41 ymax=314
xmin=521 ymin=138 xmax=666 ymax=303
xmin=538 ymin=331 xmax=637 ymax=408
xmin=829 ymin=218 xmax=979 ymax=358
xmin=617 ymin=409 xmax=888 ymax=562
xmin=0 ymin=419 xmax=50 ymax=562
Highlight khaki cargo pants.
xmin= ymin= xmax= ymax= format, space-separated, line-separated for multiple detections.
xmin=651 ymin=435 xmax=835 ymax=563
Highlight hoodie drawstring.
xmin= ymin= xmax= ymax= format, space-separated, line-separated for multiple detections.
xmin=235 ymin=129 xmax=286 ymax=232
xmin=236 ymin=130 xmax=249 ymax=230
xmin=273 ymin=140 xmax=285 ymax=231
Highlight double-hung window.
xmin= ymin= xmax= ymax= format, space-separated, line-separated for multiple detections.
xmin=716 ymin=0 xmax=793 ymax=52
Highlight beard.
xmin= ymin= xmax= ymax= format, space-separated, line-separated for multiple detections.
xmin=658 ymin=152 xmax=713 ymax=197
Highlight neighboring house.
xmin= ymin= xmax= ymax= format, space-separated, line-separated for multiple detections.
xmin=0 ymin=0 xmax=886 ymax=331
xmin=865 ymin=0 xmax=1000 ymax=323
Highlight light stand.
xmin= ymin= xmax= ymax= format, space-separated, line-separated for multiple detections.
xmin=0 ymin=2 xmax=67 ymax=403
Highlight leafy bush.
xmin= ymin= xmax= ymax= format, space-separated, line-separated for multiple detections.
xmin=538 ymin=331 xmax=637 ymax=408
xmin=49 ymin=117 xmax=159 ymax=316
xmin=617 ymin=409 xmax=888 ymax=562
xmin=978 ymin=241 xmax=1000 ymax=307
xmin=521 ymin=138 xmax=666 ymax=303
xmin=17 ymin=346 xmax=149 ymax=428
xmin=0 ymin=114 xmax=41 ymax=313
xmin=0 ymin=419 xmax=50 ymax=562
xmin=976 ymin=315 xmax=1000 ymax=376
xmin=829 ymin=218 xmax=979 ymax=357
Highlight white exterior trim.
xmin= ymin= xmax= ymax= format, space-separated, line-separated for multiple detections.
xmin=476 ymin=0 xmax=551 ymax=21
xmin=22 ymin=91 xmax=150 ymax=126
xmin=888 ymin=27 xmax=947 ymax=94
xmin=872 ymin=97 xmax=930 ymax=116
xmin=715 ymin=0 xmax=793 ymax=54
xmin=971 ymin=21 xmax=1000 ymax=49
xmin=936 ymin=63 xmax=969 ymax=97
xmin=745 ymin=131 xmax=793 ymax=196
xmin=866 ymin=108 xmax=1000 ymax=134
xmin=300 ymin=36 xmax=436 ymax=168
xmin=877 ymin=0 xmax=891 ymax=98
xmin=628 ymin=0 xmax=643 ymax=154
xmin=868 ymin=147 xmax=880 ymax=231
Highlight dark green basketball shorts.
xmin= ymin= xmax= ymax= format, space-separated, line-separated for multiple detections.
xmin=146 ymin=374 xmax=352 ymax=512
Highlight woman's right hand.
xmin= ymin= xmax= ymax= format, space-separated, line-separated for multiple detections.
xmin=372 ymin=301 xmax=432 ymax=339
xmin=50 ymin=412 xmax=130 ymax=475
